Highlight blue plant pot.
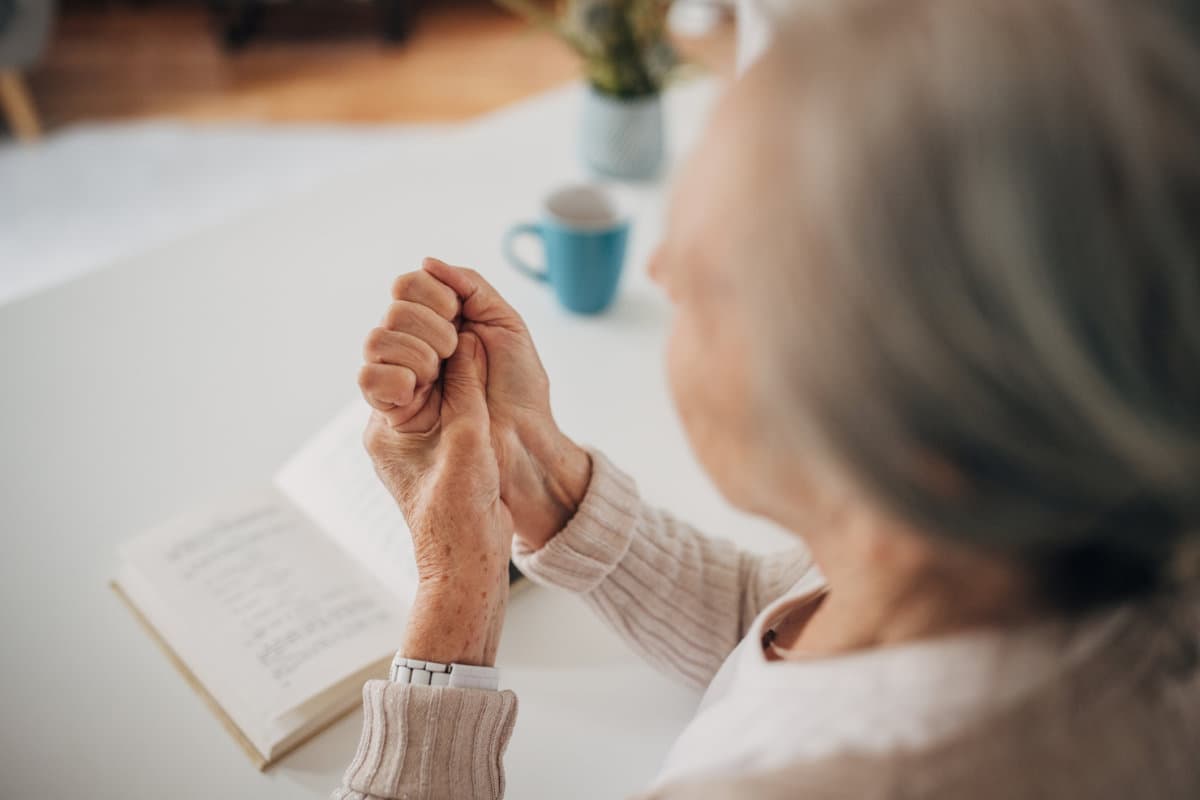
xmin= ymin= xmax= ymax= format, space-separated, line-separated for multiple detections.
xmin=580 ymin=86 xmax=665 ymax=181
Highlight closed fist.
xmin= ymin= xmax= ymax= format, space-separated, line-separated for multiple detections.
xmin=359 ymin=264 xmax=513 ymax=666
xmin=359 ymin=267 xmax=461 ymax=435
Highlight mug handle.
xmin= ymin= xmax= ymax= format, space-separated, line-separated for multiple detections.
xmin=503 ymin=222 xmax=549 ymax=283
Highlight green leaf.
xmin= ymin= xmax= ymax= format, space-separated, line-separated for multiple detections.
xmin=493 ymin=0 xmax=681 ymax=96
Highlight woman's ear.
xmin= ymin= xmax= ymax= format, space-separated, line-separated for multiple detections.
xmin=909 ymin=450 xmax=969 ymax=500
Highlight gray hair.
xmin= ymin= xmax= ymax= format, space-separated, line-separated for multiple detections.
xmin=747 ymin=0 xmax=1200 ymax=610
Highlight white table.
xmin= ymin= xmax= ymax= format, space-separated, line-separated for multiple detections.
xmin=0 ymin=80 xmax=794 ymax=799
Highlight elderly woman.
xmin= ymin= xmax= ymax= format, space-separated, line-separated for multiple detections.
xmin=336 ymin=0 xmax=1200 ymax=797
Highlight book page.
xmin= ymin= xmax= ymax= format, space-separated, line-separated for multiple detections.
xmin=119 ymin=487 xmax=404 ymax=754
xmin=273 ymin=400 xmax=419 ymax=605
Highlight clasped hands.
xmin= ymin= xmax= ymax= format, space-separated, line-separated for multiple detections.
xmin=358 ymin=257 xmax=591 ymax=668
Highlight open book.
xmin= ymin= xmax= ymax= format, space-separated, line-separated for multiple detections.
xmin=113 ymin=401 xmax=522 ymax=769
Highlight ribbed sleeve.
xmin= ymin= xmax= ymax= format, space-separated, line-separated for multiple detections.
xmin=513 ymin=450 xmax=814 ymax=689
xmin=332 ymin=681 xmax=518 ymax=800
xmin=512 ymin=448 xmax=641 ymax=592
xmin=333 ymin=452 xmax=811 ymax=800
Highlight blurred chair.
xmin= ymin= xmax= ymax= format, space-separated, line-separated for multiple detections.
xmin=209 ymin=0 xmax=417 ymax=51
xmin=0 ymin=0 xmax=54 ymax=141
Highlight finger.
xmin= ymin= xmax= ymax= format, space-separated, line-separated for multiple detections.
xmin=358 ymin=363 xmax=418 ymax=408
xmin=391 ymin=269 xmax=461 ymax=321
xmin=421 ymin=257 xmax=525 ymax=331
xmin=392 ymin=382 xmax=442 ymax=434
xmin=379 ymin=401 xmax=421 ymax=429
xmin=363 ymin=403 xmax=432 ymax=453
xmin=378 ymin=383 xmax=436 ymax=429
xmin=440 ymin=332 xmax=489 ymax=429
xmin=363 ymin=329 xmax=442 ymax=385
xmin=382 ymin=300 xmax=459 ymax=359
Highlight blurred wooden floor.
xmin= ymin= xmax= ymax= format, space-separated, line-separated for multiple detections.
xmin=22 ymin=1 xmax=734 ymax=130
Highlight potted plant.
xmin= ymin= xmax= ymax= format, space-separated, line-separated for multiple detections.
xmin=497 ymin=0 xmax=679 ymax=179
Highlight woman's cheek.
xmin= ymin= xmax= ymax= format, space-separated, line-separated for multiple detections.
xmin=666 ymin=315 xmax=702 ymax=429
xmin=667 ymin=307 xmax=767 ymax=509
xmin=667 ymin=315 xmax=726 ymax=469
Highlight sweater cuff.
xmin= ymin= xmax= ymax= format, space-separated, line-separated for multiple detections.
xmin=512 ymin=449 xmax=640 ymax=594
xmin=339 ymin=681 xmax=518 ymax=800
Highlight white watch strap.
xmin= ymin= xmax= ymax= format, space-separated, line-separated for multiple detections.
xmin=389 ymin=653 xmax=500 ymax=691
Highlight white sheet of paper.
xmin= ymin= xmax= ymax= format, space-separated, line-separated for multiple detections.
xmin=274 ymin=400 xmax=420 ymax=606
xmin=119 ymin=487 xmax=404 ymax=752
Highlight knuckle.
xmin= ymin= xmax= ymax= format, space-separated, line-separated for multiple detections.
xmin=398 ymin=365 xmax=417 ymax=388
xmin=391 ymin=271 xmax=419 ymax=299
xmin=384 ymin=302 xmax=414 ymax=331
xmin=436 ymin=287 xmax=460 ymax=319
xmin=433 ymin=323 xmax=459 ymax=358
xmin=363 ymin=327 xmax=390 ymax=360
xmin=420 ymin=344 xmax=440 ymax=375
xmin=444 ymin=423 xmax=487 ymax=452
xmin=357 ymin=364 xmax=378 ymax=391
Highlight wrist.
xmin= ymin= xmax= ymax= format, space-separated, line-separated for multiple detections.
xmin=518 ymin=429 xmax=591 ymax=550
xmin=403 ymin=580 xmax=507 ymax=667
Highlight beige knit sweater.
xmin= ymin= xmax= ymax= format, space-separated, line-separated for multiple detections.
xmin=332 ymin=452 xmax=1200 ymax=800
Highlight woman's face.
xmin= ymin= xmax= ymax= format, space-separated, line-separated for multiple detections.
xmin=649 ymin=83 xmax=798 ymax=517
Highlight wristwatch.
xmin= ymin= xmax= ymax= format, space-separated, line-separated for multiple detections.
xmin=388 ymin=652 xmax=500 ymax=691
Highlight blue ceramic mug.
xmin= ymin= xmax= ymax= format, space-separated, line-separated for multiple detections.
xmin=503 ymin=185 xmax=630 ymax=314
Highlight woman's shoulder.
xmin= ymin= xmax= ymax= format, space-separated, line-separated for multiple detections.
xmin=643 ymin=591 xmax=1200 ymax=800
